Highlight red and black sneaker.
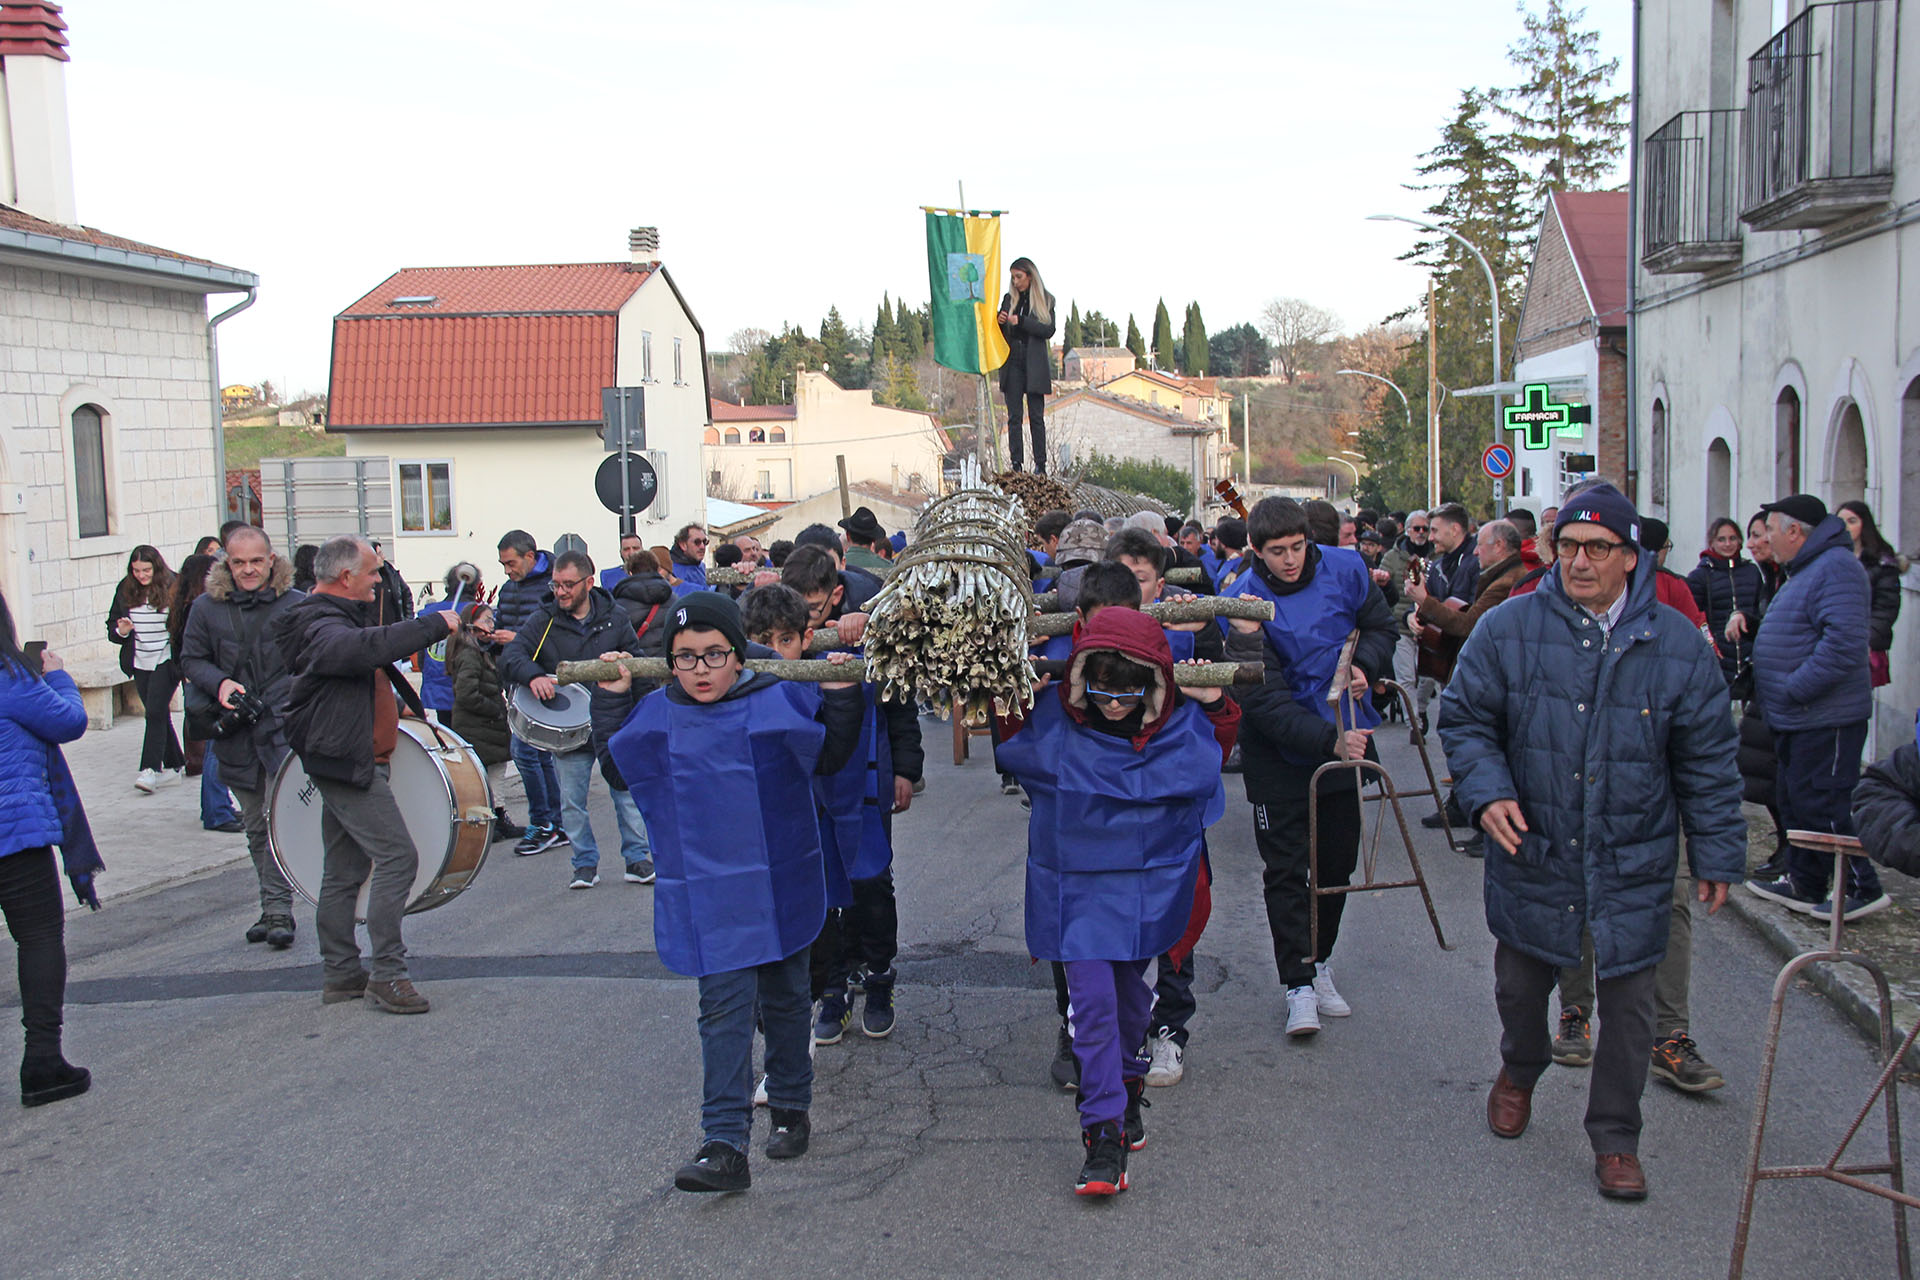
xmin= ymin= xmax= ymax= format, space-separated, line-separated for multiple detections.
xmin=1123 ymin=1077 xmax=1150 ymax=1151
xmin=1075 ymin=1121 xmax=1129 ymax=1196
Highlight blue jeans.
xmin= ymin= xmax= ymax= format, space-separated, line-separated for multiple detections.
xmin=552 ymin=749 xmax=652 ymax=872
xmin=610 ymin=786 xmax=652 ymax=867
xmin=697 ymin=947 xmax=813 ymax=1148
xmin=509 ymin=733 xmax=560 ymax=830
xmin=199 ymin=749 xmax=238 ymax=829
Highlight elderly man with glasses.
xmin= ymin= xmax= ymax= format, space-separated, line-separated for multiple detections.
xmin=1437 ymin=483 xmax=1744 ymax=1202
xmin=498 ymin=549 xmax=650 ymax=890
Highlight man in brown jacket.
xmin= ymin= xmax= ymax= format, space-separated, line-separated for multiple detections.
xmin=1406 ymin=519 xmax=1527 ymax=842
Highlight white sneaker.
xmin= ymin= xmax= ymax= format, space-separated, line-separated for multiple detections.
xmin=1285 ymin=985 xmax=1321 ymax=1038
xmin=1145 ymin=1028 xmax=1185 ymax=1087
xmin=134 ymin=768 xmax=158 ymax=794
xmin=1312 ymin=962 xmax=1352 ymax=1017
xmin=752 ymin=1074 xmax=769 ymax=1107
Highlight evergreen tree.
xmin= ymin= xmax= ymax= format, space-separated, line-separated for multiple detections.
xmin=1064 ymin=302 xmax=1084 ymax=354
xmin=819 ymin=306 xmax=855 ymax=385
xmin=897 ymin=307 xmax=925 ymax=357
xmin=1180 ymin=302 xmax=1209 ymax=375
xmin=1151 ymin=299 xmax=1177 ymax=371
xmin=872 ymin=295 xmax=898 ymax=362
xmin=1125 ymin=314 xmax=1146 ymax=363
xmin=1493 ymin=0 xmax=1628 ymax=198
xmin=874 ymin=350 xmax=929 ymax=412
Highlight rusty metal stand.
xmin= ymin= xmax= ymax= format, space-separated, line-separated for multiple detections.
xmin=1729 ymin=831 xmax=1915 ymax=1279
xmin=1378 ymin=677 xmax=1465 ymax=855
xmin=1308 ymin=636 xmax=1452 ymax=956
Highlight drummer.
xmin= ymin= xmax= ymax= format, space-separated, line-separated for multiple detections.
xmin=496 ymin=550 xmax=646 ymax=891
xmin=273 ymin=535 xmax=459 ymax=1015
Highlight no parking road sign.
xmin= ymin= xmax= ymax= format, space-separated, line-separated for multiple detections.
xmin=1482 ymin=443 xmax=1515 ymax=480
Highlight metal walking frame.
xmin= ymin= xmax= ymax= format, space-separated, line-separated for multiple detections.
xmin=1307 ymin=632 xmax=1453 ymax=957
xmin=1729 ymin=830 xmax=1917 ymax=1279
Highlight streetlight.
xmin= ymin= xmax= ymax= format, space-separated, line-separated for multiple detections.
xmin=1328 ymin=454 xmax=1362 ymax=498
xmin=1337 ymin=367 xmax=1418 ymax=503
xmin=1367 ymin=213 xmax=1506 ymax=512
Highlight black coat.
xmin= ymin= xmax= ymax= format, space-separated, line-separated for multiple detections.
xmin=1738 ymin=701 xmax=1777 ymax=811
xmin=447 ymin=641 xmax=511 ymax=767
xmin=179 ymin=557 xmax=306 ymax=791
xmin=594 ymin=574 xmax=676 ymax=787
xmin=1855 ymin=735 xmax=1920 ymax=878
xmin=1686 ymin=552 xmax=1765 ymax=682
xmin=1864 ymin=553 xmax=1906 ymax=653
xmin=998 ymin=290 xmax=1056 ymax=396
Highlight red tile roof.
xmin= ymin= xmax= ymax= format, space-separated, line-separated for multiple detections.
xmin=710 ymin=399 xmax=797 ymax=421
xmin=1551 ymin=190 xmax=1629 ymax=325
xmin=0 ymin=202 xmax=235 ymax=269
xmin=329 ymin=262 xmax=657 ymax=428
xmin=0 ymin=2 xmax=68 ymax=60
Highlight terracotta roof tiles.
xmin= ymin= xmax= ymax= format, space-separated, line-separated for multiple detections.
xmin=0 ymin=2 xmax=68 ymax=60
xmin=0 ymin=202 xmax=235 ymax=269
xmin=1551 ymin=190 xmax=1630 ymax=324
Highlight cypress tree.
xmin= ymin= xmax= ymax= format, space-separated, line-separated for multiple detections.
xmin=1125 ymin=314 xmax=1146 ymax=363
xmin=1180 ymin=303 xmax=1209 ymax=375
xmin=1151 ymin=299 xmax=1176 ymax=371
xmin=1064 ymin=302 xmax=1084 ymax=354
xmin=872 ymin=296 xmax=898 ymax=361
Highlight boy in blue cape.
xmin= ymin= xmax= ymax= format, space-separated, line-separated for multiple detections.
xmin=998 ymin=608 xmax=1240 ymax=1196
xmin=601 ymin=591 xmax=865 ymax=1193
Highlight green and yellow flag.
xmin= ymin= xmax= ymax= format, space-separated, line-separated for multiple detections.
xmin=924 ymin=210 xmax=1010 ymax=376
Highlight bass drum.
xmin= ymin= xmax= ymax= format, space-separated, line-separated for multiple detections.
xmin=268 ymin=719 xmax=494 ymax=919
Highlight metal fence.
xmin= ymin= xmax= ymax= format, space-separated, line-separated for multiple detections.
xmin=1741 ymin=0 xmax=1889 ymax=215
xmin=1645 ymin=109 xmax=1741 ymax=255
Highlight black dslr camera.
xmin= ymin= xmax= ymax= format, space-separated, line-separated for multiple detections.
xmin=212 ymin=690 xmax=269 ymax=740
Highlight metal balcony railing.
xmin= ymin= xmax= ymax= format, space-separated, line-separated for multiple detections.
xmin=1741 ymin=0 xmax=1893 ymax=231
xmin=1644 ymin=109 xmax=1742 ymax=272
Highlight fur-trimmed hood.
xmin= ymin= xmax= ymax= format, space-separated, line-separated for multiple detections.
xmin=205 ymin=554 xmax=295 ymax=603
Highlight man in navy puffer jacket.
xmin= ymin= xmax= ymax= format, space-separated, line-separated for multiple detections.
xmin=1745 ymin=494 xmax=1887 ymax=921
xmin=1439 ymin=484 xmax=1744 ymax=1202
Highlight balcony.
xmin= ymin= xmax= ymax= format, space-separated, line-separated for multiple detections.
xmin=1741 ymin=0 xmax=1894 ymax=232
xmin=1644 ymin=110 xmax=1743 ymax=273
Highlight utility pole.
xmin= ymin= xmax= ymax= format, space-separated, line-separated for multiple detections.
xmin=1242 ymin=391 xmax=1251 ymax=484
xmin=1427 ymin=278 xmax=1440 ymax=510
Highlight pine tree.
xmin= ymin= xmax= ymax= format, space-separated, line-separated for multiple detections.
xmin=1180 ymin=303 xmax=1209 ymax=375
xmin=1125 ymin=314 xmax=1146 ymax=363
xmin=897 ymin=307 xmax=925 ymax=357
xmin=1151 ymin=299 xmax=1176 ymax=371
xmin=819 ymin=306 xmax=855 ymax=385
xmin=1493 ymin=0 xmax=1628 ymax=198
xmin=872 ymin=295 xmax=898 ymax=362
xmin=1064 ymin=302 xmax=1084 ymax=354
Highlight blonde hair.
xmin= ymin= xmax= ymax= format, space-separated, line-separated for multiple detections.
xmin=1009 ymin=257 xmax=1051 ymax=326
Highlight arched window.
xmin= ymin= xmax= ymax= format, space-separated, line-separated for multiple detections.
xmin=702 ymin=427 xmax=720 ymax=446
xmin=1775 ymin=387 xmax=1801 ymax=494
xmin=1706 ymin=437 xmax=1732 ymax=524
xmin=770 ymin=426 xmax=787 ymax=443
xmin=723 ymin=427 xmax=741 ymax=445
xmin=748 ymin=428 xmax=766 ymax=443
xmin=1830 ymin=401 xmax=1868 ymax=506
xmin=1649 ymin=398 xmax=1669 ymax=507
xmin=1902 ymin=380 xmax=1920 ymax=557
xmin=71 ymin=403 xmax=109 ymax=538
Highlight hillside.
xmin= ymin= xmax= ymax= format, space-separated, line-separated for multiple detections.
xmin=223 ymin=420 xmax=343 ymax=469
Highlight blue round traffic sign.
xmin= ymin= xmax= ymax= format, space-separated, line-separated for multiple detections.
xmin=1482 ymin=443 xmax=1515 ymax=480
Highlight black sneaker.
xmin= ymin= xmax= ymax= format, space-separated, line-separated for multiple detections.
xmin=245 ymin=914 xmax=272 ymax=945
xmin=1123 ymin=1077 xmax=1150 ymax=1152
xmin=861 ymin=968 xmax=896 ymax=1038
xmin=263 ymin=915 xmax=296 ymax=950
xmin=623 ymin=859 xmax=657 ymax=884
xmin=765 ymin=1107 xmax=811 ymax=1160
xmin=813 ymin=988 xmax=852 ymax=1045
xmin=514 ymin=826 xmax=561 ymax=856
xmin=1812 ymin=891 xmax=1894 ymax=923
xmin=568 ymin=868 xmax=599 ymax=890
xmin=1552 ymin=1007 xmax=1593 ymax=1067
xmin=1747 ymin=876 xmax=1824 ymax=915
xmin=1050 ymin=1020 xmax=1079 ymax=1091
xmin=1075 ymin=1121 xmax=1129 ymax=1196
xmin=1000 ymin=774 xmax=1020 ymax=796
xmin=674 ymin=1139 xmax=750 ymax=1192
xmin=1650 ymin=1032 xmax=1725 ymax=1093
xmin=490 ymin=808 xmax=525 ymax=844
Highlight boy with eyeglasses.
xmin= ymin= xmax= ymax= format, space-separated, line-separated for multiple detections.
xmin=601 ymin=592 xmax=865 ymax=1193
xmin=997 ymin=608 xmax=1239 ymax=1195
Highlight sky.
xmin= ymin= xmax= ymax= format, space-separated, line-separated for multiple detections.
xmin=64 ymin=0 xmax=1631 ymax=394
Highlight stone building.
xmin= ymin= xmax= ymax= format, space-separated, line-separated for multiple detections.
xmin=1042 ymin=386 xmax=1231 ymax=515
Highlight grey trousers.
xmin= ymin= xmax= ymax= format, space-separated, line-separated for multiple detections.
xmin=1496 ymin=941 xmax=1657 ymax=1154
xmin=228 ymin=784 xmax=294 ymax=915
xmin=312 ymin=766 xmax=418 ymax=983
xmin=1558 ymin=872 xmax=1693 ymax=1038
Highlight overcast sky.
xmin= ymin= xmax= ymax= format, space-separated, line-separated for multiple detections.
xmin=67 ymin=1 xmax=1630 ymax=394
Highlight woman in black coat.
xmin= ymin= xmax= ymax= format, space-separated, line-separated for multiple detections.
xmin=444 ymin=602 xmax=523 ymax=842
xmin=1686 ymin=517 xmax=1765 ymax=688
xmin=997 ymin=256 xmax=1056 ymax=475
xmin=1840 ymin=500 xmax=1906 ymax=685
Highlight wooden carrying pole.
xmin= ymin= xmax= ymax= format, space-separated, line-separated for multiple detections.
xmin=556 ymin=656 xmax=1264 ymax=687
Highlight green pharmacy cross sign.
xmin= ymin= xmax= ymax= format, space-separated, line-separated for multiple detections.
xmin=1503 ymin=383 xmax=1593 ymax=449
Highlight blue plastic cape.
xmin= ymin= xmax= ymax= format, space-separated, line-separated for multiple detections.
xmin=1000 ymin=695 xmax=1226 ymax=962
xmin=1234 ymin=546 xmax=1381 ymax=761
xmin=609 ymin=675 xmax=828 ymax=976
xmin=811 ymin=680 xmax=896 ymax=899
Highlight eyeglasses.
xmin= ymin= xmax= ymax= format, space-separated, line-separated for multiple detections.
xmin=551 ymin=576 xmax=590 ymax=591
xmin=1407 ymin=525 xmax=1428 ymax=533
xmin=669 ymin=649 xmax=734 ymax=671
xmin=1554 ymin=536 xmax=1628 ymax=562
xmin=1086 ymin=687 xmax=1146 ymax=705
xmin=687 ymin=538 xmax=710 ymax=548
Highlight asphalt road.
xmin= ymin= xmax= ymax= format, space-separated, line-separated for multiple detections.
xmin=1 ymin=723 xmax=1912 ymax=1279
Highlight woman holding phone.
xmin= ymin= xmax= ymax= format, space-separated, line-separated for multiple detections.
xmin=997 ymin=256 xmax=1056 ymax=475
xmin=106 ymin=545 xmax=183 ymax=793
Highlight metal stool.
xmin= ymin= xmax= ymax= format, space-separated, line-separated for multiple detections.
xmin=1729 ymin=830 xmax=1915 ymax=1279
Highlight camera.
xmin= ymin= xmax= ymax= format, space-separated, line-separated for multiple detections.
xmin=212 ymin=690 xmax=268 ymax=740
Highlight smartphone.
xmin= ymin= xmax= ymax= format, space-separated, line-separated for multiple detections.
xmin=23 ymin=641 xmax=46 ymax=674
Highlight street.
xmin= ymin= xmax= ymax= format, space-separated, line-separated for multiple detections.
xmin=0 ymin=726 xmax=1910 ymax=1279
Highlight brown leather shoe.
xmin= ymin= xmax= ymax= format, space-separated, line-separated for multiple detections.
xmin=365 ymin=978 xmax=430 ymax=1015
xmin=321 ymin=972 xmax=369 ymax=1005
xmin=1595 ymin=1152 xmax=1648 ymax=1200
xmin=1487 ymin=1068 xmax=1533 ymax=1138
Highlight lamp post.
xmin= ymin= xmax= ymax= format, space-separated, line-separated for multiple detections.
xmin=1337 ymin=367 xmax=1419 ymax=504
xmin=1368 ymin=213 xmax=1506 ymax=513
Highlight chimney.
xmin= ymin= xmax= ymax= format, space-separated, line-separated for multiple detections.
xmin=628 ymin=225 xmax=660 ymax=269
xmin=0 ymin=2 xmax=76 ymax=225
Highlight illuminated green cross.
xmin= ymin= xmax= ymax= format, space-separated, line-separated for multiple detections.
xmin=1504 ymin=383 xmax=1573 ymax=450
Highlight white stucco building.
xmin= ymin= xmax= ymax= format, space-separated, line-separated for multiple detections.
xmin=703 ymin=371 xmax=950 ymax=504
xmin=1633 ymin=0 xmax=1918 ymax=743
xmin=0 ymin=3 xmax=257 ymax=719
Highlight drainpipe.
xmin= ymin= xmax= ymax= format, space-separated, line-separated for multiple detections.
xmin=1624 ymin=0 xmax=1642 ymax=501
xmin=207 ymin=287 xmax=258 ymax=526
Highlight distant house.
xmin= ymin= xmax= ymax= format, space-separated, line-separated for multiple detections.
xmin=0 ymin=4 xmax=258 ymax=722
xmin=1043 ymin=386 xmax=1231 ymax=515
xmin=761 ymin=480 xmax=932 ymax=548
xmin=1062 ymin=346 xmax=1136 ymax=384
xmin=1099 ymin=367 xmax=1232 ymax=429
xmin=703 ymin=371 xmax=950 ymax=504
xmin=221 ymin=384 xmax=259 ymax=412
xmin=325 ymin=227 xmax=712 ymax=592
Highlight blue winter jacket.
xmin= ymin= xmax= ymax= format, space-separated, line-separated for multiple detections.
xmin=0 ymin=665 xmax=89 ymax=856
xmin=1437 ymin=558 xmax=1746 ymax=978
xmin=1752 ymin=514 xmax=1873 ymax=732
xmin=493 ymin=551 xmax=553 ymax=636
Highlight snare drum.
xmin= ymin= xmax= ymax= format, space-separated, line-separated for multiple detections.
xmin=506 ymin=682 xmax=593 ymax=754
xmin=268 ymin=719 xmax=494 ymax=919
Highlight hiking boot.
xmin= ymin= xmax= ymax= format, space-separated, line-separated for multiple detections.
xmin=514 ymin=825 xmax=561 ymax=856
xmin=1145 ymin=1027 xmax=1184 ymax=1087
xmin=20 ymin=1055 xmax=89 ymax=1108
xmin=1122 ymin=1077 xmax=1150 ymax=1152
xmin=245 ymin=914 xmax=272 ymax=945
xmin=861 ymin=967 xmax=896 ymax=1038
xmin=1050 ymin=1020 xmax=1080 ymax=1091
xmin=1650 ymin=1033 xmax=1725 ymax=1093
xmin=1075 ymin=1121 xmax=1129 ymax=1196
xmin=1747 ymin=876 xmax=1824 ymax=915
xmin=490 ymin=808 xmax=525 ymax=843
xmin=765 ymin=1107 xmax=811 ymax=1160
xmin=1812 ymin=891 xmax=1894 ymax=923
xmin=322 ymin=972 xmax=370 ymax=1004
xmin=1552 ymin=1008 xmax=1593 ymax=1067
xmin=263 ymin=915 xmax=295 ymax=950
xmin=1285 ymin=985 xmax=1320 ymax=1038
xmin=623 ymin=859 xmax=657 ymax=884
xmin=674 ymin=1139 xmax=750 ymax=1192
xmin=365 ymin=978 xmax=430 ymax=1014
xmin=813 ymin=988 xmax=852 ymax=1046
xmin=1312 ymin=961 xmax=1352 ymax=1017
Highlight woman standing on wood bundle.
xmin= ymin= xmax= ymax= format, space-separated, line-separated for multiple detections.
xmin=106 ymin=544 xmax=183 ymax=793
xmin=998 ymin=256 xmax=1056 ymax=475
